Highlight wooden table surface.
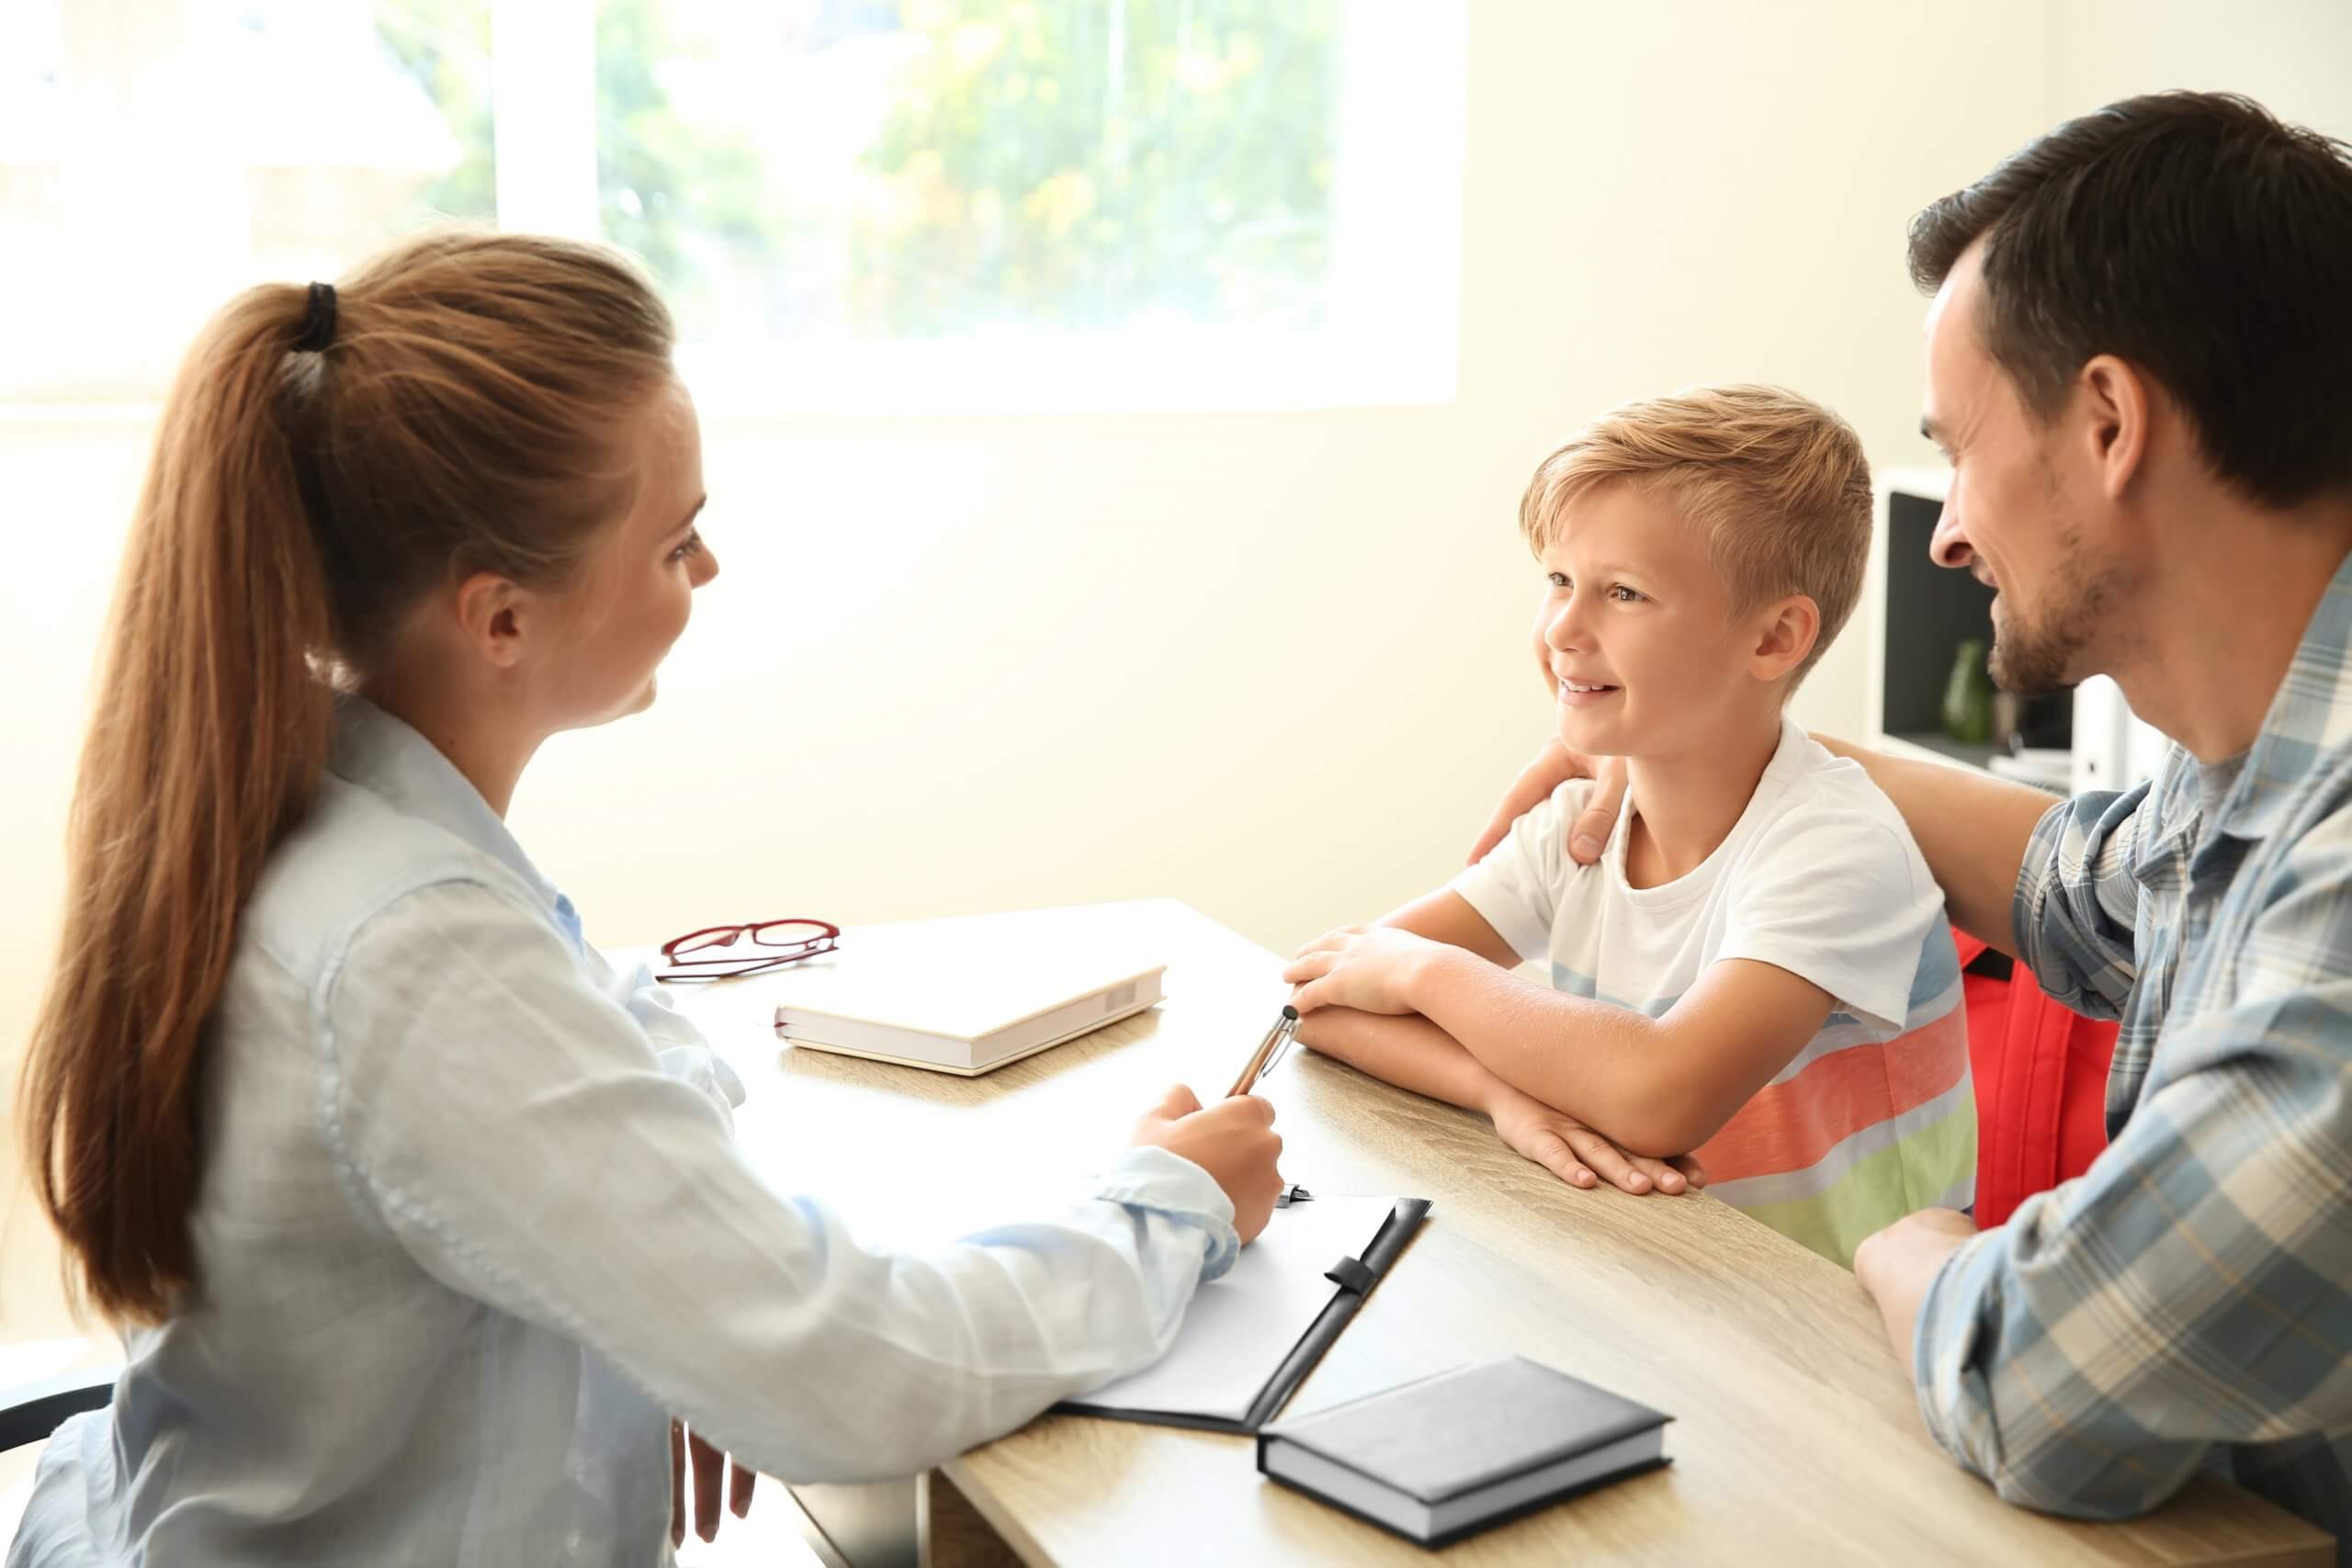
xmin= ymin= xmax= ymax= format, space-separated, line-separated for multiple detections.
xmin=663 ymin=899 xmax=2332 ymax=1568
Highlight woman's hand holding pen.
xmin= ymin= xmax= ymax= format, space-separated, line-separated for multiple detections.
xmin=1131 ymin=1085 xmax=1285 ymax=1244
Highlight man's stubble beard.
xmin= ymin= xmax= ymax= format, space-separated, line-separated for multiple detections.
xmin=1987 ymin=459 xmax=2132 ymax=699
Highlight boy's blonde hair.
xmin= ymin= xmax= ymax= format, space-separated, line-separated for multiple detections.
xmin=1518 ymin=383 xmax=1872 ymax=687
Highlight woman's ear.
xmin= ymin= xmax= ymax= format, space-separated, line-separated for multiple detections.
xmin=452 ymin=571 xmax=531 ymax=670
xmin=1747 ymin=594 xmax=1820 ymax=684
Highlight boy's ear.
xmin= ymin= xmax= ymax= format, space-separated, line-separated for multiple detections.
xmin=1746 ymin=594 xmax=1820 ymax=683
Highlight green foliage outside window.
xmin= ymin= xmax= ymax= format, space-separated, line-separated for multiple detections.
xmin=373 ymin=0 xmax=496 ymax=224
xmin=593 ymin=2 xmax=788 ymax=310
xmin=852 ymin=0 xmax=1341 ymax=335
xmin=374 ymin=0 xmax=1342 ymax=340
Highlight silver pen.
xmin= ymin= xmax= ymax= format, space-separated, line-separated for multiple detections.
xmin=1227 ymin=1003 xmax=1300 ymax=1098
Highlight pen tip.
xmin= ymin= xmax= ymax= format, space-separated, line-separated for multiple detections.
xmin=1282 ymin=1004 xmax=1299 ymax=1020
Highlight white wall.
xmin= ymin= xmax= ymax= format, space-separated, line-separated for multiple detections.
xmin=6 ymin=0 xmax=2347 ymax=1337
xmin=2054 ymin=0 xmax=2352 ymax=137
xmin=425 ymin=0 xmax=2065 ymax=949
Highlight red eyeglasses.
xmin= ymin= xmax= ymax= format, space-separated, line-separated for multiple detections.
xmin=657 ymin=919 xmax=841 ymax=981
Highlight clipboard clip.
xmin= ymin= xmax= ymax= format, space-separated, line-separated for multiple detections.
xmin=1274 ymin=1182 xmax=1313 ymax=1208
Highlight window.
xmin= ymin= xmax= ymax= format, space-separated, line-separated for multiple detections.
xmin=2 ymin=0 xmax=1463 ymax=412
xmin=0 ymin=0 xmax=493 ymax=403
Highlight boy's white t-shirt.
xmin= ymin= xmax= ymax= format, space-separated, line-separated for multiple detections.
xmin=1450 ymin=716 xmax=1974 ymax=1265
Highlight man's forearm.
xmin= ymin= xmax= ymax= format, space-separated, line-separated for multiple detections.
xmin=1853 ymin=1209 xmax=1977 ymax=1379
xmin=1293 ymin=1006 xmax=1512 ymax=1115
xmin=1814 ymin=736 xmax=2058 ymax=959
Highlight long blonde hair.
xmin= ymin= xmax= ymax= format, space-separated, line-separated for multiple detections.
xmin=20 ymin=231 xmax=675 ymax=1324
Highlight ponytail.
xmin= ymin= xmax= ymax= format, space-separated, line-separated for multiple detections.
xmin=19 ymin=232 xmax=673 ymax=1323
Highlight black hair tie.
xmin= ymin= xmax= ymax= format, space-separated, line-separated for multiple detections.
xmin=295 ymin=281 xmax=338 ymax=354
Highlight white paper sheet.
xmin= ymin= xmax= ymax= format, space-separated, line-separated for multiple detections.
xmin=1063 ymin=1192 xmax=1401 ymax=1424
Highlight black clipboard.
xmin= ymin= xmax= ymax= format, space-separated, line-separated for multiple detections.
xmin=1050 ymin=1196 xmax=1432 ymax=1435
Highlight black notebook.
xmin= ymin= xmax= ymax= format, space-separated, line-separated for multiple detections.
xmin=1255 ymin=1355 xmax=1672 ymax=1548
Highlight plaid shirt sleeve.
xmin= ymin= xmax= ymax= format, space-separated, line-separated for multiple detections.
xmin=1912 ymin=798 xmax=2352 ymax=1518
xmin=2009 ymin=782 xmax=2154 ymax=1021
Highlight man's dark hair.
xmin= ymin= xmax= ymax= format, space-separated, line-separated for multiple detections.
xmin=1908 ymin=91 xmax=2352 ymax=509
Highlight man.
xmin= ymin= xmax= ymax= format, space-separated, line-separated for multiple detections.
xmin=1473 ymin=92 xmax=2352 ymax=1544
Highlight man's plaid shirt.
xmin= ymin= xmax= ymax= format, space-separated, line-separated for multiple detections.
xmin=1916 ymin=549 xmax=2352 ymax=1552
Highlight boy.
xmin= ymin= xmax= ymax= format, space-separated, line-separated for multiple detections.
xmin=1284 ymin=385 xmax=1973 ymax=1267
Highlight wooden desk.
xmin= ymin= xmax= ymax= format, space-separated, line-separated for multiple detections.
xmin=667 ymin=899 xmax=2331 ymax=1567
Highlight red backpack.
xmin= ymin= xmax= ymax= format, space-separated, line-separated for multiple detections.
xmin=1954 ymin=928 xmax=2119 ymax=1228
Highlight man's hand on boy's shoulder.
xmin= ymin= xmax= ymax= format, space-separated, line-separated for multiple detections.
xmin=1470 ymin=735 xmax=1627 ymax=867
xmin=1285 ymin=924 xmax=1454 ymax=1016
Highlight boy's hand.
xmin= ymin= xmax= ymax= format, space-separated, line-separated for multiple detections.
xmin=1489 ymin=1089 xmax=1706 ymax=1196
xmin=1284 ymin=925 xmax=1446 ymax=1016
xmin=1467 ymin=736 xmax=1629 ymax=867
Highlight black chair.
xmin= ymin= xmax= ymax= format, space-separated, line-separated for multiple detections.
xmin=0 ymin=1365 xmax=114 ymax=1453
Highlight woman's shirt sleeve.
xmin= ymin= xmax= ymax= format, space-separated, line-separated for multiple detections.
xmin=318 ymin=877 xmax=1238 ymax=1483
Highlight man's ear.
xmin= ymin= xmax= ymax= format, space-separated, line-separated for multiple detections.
xmin=1747 ymin=594 xmax=1820 ymax=684
xmin=452 ymin=570 xmax=531 ymax=670
xmin=2075 ymin=353 xmax=2152 ymax=503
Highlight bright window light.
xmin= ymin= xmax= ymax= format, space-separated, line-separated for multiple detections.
xmin=2 ymin=0 xmax=1463 ymax=414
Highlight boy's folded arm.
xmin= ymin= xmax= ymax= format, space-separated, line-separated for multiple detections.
xmin=1406 ymin=950 xmax=1834 ymax=1157
xmin=1375 ymin=887 xmax=1521 ymax=967
xmin=1282 ymin=886 xmax=1520 ymax=1111
xmin=1292 ymin=1005 xmax=1511 ymax=1113
xmin=1295 ymin=1005 xmax=1700 ymax=1195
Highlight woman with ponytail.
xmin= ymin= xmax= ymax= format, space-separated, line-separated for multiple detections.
xmin=10 ymin=231 xmax=1283 ymax=1567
